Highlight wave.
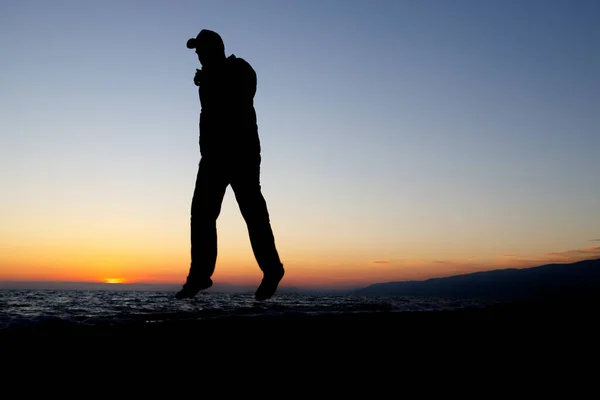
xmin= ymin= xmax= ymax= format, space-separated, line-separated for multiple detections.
xmin=0 ymin=289 xmax=494 ymax=331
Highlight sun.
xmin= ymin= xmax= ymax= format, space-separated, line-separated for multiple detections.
xmin=104 ymin=278 xmax=125 ymax=284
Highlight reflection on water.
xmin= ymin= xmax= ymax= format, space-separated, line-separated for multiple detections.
xmin=0 ymin=289 xmax=494 ymax=329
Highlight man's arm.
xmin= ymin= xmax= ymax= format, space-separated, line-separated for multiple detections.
xmin=236 ymin=58 xmax=256 ymax=100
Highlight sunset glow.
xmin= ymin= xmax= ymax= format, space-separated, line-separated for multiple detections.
xmin=1 ymin=1 xmax=598 ymax=290
xmin=104 ymin=278 xmax=126 ymax=284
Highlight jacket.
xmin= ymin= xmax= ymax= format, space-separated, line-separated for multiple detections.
xmin=197 ymin=54 xmax=261 ymax=156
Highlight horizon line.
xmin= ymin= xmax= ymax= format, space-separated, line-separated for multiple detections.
xmin=1 ymin=257 xmax=598 ymax=289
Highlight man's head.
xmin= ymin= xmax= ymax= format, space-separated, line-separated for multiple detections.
xmin=186 ymin=29 xmax=225 ymax=67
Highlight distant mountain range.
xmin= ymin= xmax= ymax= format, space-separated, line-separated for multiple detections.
xmin=353 ymin=258 xmax=600 ymax=301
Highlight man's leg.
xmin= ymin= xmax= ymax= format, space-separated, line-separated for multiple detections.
xmin=230 ymin=155 xmax=284 ymax=300
xmin=176 ymin=156 xmax=228 ymax=299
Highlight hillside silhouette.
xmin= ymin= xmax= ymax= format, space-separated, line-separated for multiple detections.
xmin=354 ymin=258 xmax=600 ymax=301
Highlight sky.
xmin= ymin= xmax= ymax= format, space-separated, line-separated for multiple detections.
xmin=1 ymin=0 xmax=599 ymax=289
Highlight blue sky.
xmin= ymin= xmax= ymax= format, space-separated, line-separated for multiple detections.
xmin=1 ymin=0 xmax=599 ymax=286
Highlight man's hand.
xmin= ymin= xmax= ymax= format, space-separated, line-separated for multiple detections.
xmin=194 ymin=69 xmax=202 ymax=86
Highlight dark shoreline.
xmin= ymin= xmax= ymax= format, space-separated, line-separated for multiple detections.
xmin=2 ymin=300 xmax=598 ymax=390
xmin=2 ymin=298 xmax=597 ymax=358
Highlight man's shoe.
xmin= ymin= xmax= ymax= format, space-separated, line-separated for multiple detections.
xmin=254 ymin=268 xmax=285 ymax=301
xmin=175 ymin=278 xmax=213 ymax=299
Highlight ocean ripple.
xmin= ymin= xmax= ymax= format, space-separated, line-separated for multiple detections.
xmin=0 ymin=289 xmax=493 ymax=330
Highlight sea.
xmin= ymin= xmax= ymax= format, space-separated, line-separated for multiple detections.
xmin=0 ymin=289 xmax=494 ymax=331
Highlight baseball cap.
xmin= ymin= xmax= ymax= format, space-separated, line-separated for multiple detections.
xmin=186 ymin=29 xmax=225 ymax=52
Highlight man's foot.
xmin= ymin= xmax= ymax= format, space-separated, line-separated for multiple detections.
xmin=175 ymin=278 xmax=213 ymax=299
xmin=255 ymin=268 xmax=285 ymax=301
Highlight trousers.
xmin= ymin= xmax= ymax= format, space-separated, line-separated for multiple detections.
xmin=187 ymin=153 xmax=283 ymax=280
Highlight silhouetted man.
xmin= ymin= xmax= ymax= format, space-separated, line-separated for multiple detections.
xmin=176 ymin=29 xmax=284 ymax=301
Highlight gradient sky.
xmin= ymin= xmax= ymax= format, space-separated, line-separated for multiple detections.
xmin=1 ymin=0 xmax=599 ymax=289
